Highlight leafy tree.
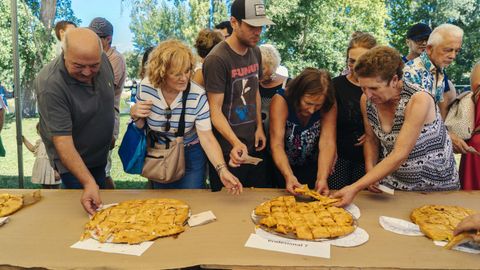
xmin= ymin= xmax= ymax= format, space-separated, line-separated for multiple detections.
xmin=129 ymin=0 xmax=227 ymax=53
xmin=124 ymin=0 xmax=227 ymax=82
xmin=123 ymin=50 xmax=141 ymax=79
xmin=265 ymin=0 xmax=389 ymax=77
xmin=0 ymin=0 xmax=79 ymax=117
xmin=386 ymin=0 xmax=480 ymax=85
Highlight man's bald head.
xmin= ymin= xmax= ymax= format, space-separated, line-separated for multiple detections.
xmin=63 ymin=28 xmax=103 ymax=84
xmin=63 ymin=28 xmax=102 ymax=57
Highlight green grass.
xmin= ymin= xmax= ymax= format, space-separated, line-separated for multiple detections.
xmin=0 ymin=97 xmax=147 ymax=189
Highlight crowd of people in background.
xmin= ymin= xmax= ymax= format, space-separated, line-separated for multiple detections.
xmin=0 ymin=0 xmax=479 ymax=235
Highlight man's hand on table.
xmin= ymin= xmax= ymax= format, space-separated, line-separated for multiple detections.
xmin=81 ymin=182 xmax=102 ymax=215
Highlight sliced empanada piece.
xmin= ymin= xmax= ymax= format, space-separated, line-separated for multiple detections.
xmin=445 ymin=232 xmax=471 ymax=250
xmin=0 ymin=194 xmax=23 ymax=217
xmin=311 ymin=226 xmax=330 ymax=239
xmin=254 ymin=202 xmax=271 ymax=216
xmin=296 ymin=225 xmax=313 ymax=240
xmin=260 ymin=216 xmax=277 ymax=228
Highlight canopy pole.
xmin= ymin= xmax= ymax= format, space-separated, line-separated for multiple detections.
xmin=11 ymin=0 xmax=24 ymax=188
xmin=209 ymin=0 xmax=214 ymax=29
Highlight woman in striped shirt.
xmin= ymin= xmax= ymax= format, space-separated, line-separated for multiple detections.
xmin=130 ymin=39 xmax=242 ymax=193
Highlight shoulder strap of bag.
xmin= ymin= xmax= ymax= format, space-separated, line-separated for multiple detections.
xmin=175 ymin=82 xmax=191 ymax=137
xmin=473 ymin=85 xmax=480 ymax=104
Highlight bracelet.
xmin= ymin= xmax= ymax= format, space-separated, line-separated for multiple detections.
xmin=215 ymin=163 xmax=227 ymax=174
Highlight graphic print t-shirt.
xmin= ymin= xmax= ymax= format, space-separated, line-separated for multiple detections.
xmin=203 ymin=41 xmax=262 ymax=154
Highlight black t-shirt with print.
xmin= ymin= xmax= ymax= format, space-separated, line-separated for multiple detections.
xmin=203 ymin=41 xmax=262 ymax=154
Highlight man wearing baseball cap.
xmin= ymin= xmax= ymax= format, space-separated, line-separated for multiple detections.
xmin=204 ymin=0 xmax=274 ymax=192
xmin=89 ymin=17 xmax=126 ymax=189
xmin=403 ymin=23 xmax=432 ymax=62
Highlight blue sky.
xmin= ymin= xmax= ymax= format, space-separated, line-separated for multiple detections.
xmin=71 ymin=0 xmax=134 ymax=53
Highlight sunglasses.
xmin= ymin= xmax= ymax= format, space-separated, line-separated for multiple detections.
xmin=164 ymin=107 xmax=172 ymax=132
xmin=413 ymin=39 xmax=428 ymax=45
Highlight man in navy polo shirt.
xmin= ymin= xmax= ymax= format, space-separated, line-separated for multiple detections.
xmin=35 ymin=28 xmax=115 ymax=214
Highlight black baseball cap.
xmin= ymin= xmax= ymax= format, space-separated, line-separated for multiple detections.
xmin=231 ymin=0 xmax=275 ymax=27
xmin=406 ymin=23 xmax=432 ymax=41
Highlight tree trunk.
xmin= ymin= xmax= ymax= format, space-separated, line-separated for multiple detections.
xmin=40 ymin=0 xmax=57 ymax=31
xmin=19 ymin=0 xmax=57 ymax=117
xmin=21 ymin=57 xmax=38 ymax=118
xmin=22 ymin=81 xmax=37 ymax=118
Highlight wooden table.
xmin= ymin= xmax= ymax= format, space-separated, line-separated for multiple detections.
xmin=0 ymin=189 xmax=479 ymax=270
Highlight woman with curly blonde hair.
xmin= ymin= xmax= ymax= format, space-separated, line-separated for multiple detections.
xmin=130 ymin=39 xmax=242 ymax=192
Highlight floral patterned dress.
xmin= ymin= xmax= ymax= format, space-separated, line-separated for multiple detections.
xmin=276 ymin=90 xmax=322 ymax=187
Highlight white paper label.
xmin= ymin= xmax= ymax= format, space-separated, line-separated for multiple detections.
xmin=188 ymin=210 xmax=216 ymax=227
xmin=245 ymin=233 xmax=330 ymax=258
xmin=70 ymin=239 xmax=154 ymax=256
xmin=0 ymin=216 xmax=9 ymax=226
xmin=377 ymin=184 xmax=395 ymax=195
xmin=379 ymin=216 xmax=424 ymax=236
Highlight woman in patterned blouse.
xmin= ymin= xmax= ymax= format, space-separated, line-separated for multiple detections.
xmin=333 ymin=46 xmax=459 ymax=207
xmin=270 ymin=68 xmax=337 ymax=195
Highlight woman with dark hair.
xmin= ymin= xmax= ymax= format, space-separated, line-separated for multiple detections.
xmin=329 ymin=32 xmax=377 ymax=189
xmin=54 ymin=20 xmax=77 ymax=56
xmin=270 ymin=68 xmax=337 ymax=195
xmin=139 ymin=46 xmax=155 ymax=80
xmin=333 ymin=46 xmax=459 ymax=206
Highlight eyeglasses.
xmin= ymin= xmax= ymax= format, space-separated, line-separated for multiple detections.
xmin=164 ymin=107 xmax=172 ymax=132
xmin=413 ymin=39 xmax=428 ymax=45
xmin=171 ymin=70 xmax=192 ymax=80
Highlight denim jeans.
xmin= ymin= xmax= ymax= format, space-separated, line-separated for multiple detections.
xmin=61 ymin=165 xmax=107 ymax=189
xmin=152 ymin=142 xmax=207 ymax=189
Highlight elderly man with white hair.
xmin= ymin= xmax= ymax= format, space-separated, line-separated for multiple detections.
xmin=403 ymin=23 xmax=470 ymax=154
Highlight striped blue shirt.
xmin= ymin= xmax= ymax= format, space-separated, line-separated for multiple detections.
xmin=137 ymin=78 xmax=211 ymax=145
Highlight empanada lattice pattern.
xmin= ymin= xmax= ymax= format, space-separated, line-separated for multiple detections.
xmin=411 ymin=205 xmax=476 ymax=241
xmin=81 ymin=198 xmax=189 ymax=244
xmin=254 ymin=195 xmax=354 ymax=240
xmin=0 ymin=194 xmax=23 ymax=217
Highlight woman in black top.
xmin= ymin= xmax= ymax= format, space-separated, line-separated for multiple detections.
xmin=328 ymin=32 xmax=377 ymax=189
